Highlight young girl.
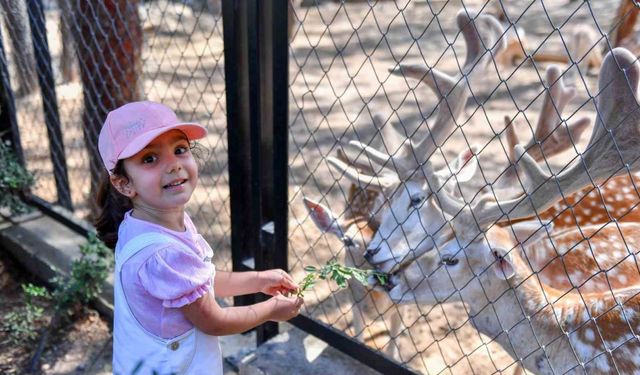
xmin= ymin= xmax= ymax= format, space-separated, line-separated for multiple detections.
xmin=95 ymin=101 xmax=303 ymax=374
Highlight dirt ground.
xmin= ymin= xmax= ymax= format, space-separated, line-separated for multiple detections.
xmin=2 ymin=0 xmax=627 ymax=373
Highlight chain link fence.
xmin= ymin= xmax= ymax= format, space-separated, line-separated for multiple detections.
xmin=1 ymin=0 xmax=232 ymax=274
xmin=2 ymin=0 xmax=640 ymax=373
xmin=288 ymin=0 xmax=640 ymax=374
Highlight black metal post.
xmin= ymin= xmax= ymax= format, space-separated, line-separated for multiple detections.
xmin=271 ymin=0 xmax=290 ymax=274
xmin=223 ymin=0 xmax=258 ymax=308
xmin=223 ymin=2 xmax=413 ymax=372
xmin=26 ymin=0 xmax=73 ymax=210
xmin=0 ymin=26 xmax=23 ymax=163
xmin=257 ymin=222 xmax=278 ymax=344
xmin=223 ymin=0 xmax=287 ymax=342
xmin=289 ymin=315 xmax=418 ymax=375
xmin=252 ymin=0 xmax=290 ymax=345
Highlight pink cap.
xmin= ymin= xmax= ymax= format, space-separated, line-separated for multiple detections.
xmin=98 ymin=101 xmax=207 ymax=173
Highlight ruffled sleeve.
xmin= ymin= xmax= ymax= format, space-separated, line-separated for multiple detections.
xmin=138 ymin=245 xmax=214 ymax=308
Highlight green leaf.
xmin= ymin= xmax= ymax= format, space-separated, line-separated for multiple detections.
xmin=298 ymin=261 xmax=391 ymax=296
xmin=375 ymin=273 xmax=388 ymax=286
xmin=352 ymin=271 xmax=368 ymax=285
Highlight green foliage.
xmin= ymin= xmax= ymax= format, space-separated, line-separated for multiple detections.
xmin=50 ymin=232 xmax=114 ymax=311
xmin=297 ymin=261 xmax=388 ymax=297
xmin=0 ymin=234 xmax=113 ymax=347
xmin=1 ymin=284 xmax=51 ymax=345
xmin=0 ymin=140 xmax=35 ymax=215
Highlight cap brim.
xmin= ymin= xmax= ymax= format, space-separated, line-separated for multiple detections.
xmin=118 ymin=123 xmax=207 ymax=161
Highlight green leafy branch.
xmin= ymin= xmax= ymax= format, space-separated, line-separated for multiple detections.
xmin=1 ymin=284 xmax=50 ymax=345
xmin=27 ymin=232 xmax=113 ymax=372
xmin=0 ymin=140 xmax=35 ymax=215
xmin=297 ymin=260 xmax=388 ymax=297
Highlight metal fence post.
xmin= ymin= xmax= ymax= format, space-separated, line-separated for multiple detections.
xmin=26 ymin=0 xmax=72 ymax=210
xmin=252 ymin=0 xmax=290 ymax=345
xmin=0 ymin=26 xmax=23 ymax=163
xmin=271 ymin=0 xmax=290 ymax=276
xmin=222 ymin=0 xmax=259 ymax=309
xmin=223 ymin=0 xmax=289 ymax=343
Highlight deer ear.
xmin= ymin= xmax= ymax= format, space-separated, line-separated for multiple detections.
xmin=490 ymin=248 xmax=515 ymax=280
xmin=510 ymin=221 xmax=553 ymax=247
xmin=452 ymin=146 xmax=479 ymax=183
xmin=303 ymin=198 xmax=345 ymax=238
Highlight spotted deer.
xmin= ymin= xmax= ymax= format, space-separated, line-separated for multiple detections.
xmin=303 ymin=149 xmax=401 ymax=358
xmin=386 ymin=47 xmax=640 ymax=374
xmin=315 ymin=89 xmax=480 ymax=355
xmin=305 ymin=143 xmax=468 ymax=358
xmin=489 ymin=3 xmax=603 ymax=76
xmin=388 ymin=219 xmax=640 ymax=374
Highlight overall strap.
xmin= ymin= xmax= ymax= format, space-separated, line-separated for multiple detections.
xmin=116 ymin=232 xmax=185 ymax=272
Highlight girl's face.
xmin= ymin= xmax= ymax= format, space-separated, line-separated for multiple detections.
xmin=115 ymin=130 xmax=198 ymax=211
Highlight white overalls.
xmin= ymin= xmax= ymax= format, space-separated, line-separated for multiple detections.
xmin=113 ymin=233 xmax=222 ymax=374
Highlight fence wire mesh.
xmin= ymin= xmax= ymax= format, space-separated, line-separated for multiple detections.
xmin=288 ymin=0 xmax=640 ymax=374
xmin=2 ymin=0 xmax=640 ymax=374
xmin=1 ymin=0 xmax=232 ymax=275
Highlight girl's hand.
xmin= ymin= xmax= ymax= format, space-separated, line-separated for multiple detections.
xmin=267 ymin=294 xmax=304 ymax=322
xmin=259 ymin=269 xmax=298 ymax=296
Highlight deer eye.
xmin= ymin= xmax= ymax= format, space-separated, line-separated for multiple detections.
xmin=440 ymin=256 xmax=459 ymax=266
xmin=342 ymin=236 xmax=355 ymax=247
xmin=409 ymin=195 xmax=425 ymax=208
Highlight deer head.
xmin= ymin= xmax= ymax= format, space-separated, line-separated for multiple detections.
xmin=387 ymin=220 xmax=550 ymax=305
xmin=303 ymin=195 xmax=378 ymax=270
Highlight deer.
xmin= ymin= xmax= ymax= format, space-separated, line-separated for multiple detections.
xmin=303 ymin=176 xmax=402 ymax=358
xmin=303 ymin=138 xmax=484 ymax=359
xmin=383 ymin=47 xmax=640 ymax=374
xmin=387 ymin=219 xmax=640 ymax=374
xmin=489 ymin=2 xmax=603 ymax=77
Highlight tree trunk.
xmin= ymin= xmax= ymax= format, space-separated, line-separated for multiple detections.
xmin=0 ymin=0 xmax=37 ymax=96
xmin=57 ymin=0 xmax=77 ymax=83
xmin=65 ymin=0 xmax=143 ymax=219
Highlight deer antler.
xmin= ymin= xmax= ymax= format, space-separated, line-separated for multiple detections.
xmin=503 ymin=65 xmax=591 ymax=168
xmin=456 ymin=48 xmax=640 ymax=237
xmin=349 ymin=10 xmax=505 ymax=175
xmin=341 ymin=10 xmax=506 ymax=219
xmin=327 ymin=115 xmax=400 ymax=190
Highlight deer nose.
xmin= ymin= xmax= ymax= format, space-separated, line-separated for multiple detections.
xmin=364 ymin=247 xmax=381 ymax=262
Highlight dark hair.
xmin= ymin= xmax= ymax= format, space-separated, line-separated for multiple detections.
xmin=94 ymin=161 xmax=132 ymax=249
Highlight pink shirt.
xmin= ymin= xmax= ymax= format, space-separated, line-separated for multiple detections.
xmin=117 ymin=211 xmax=215 ymax=339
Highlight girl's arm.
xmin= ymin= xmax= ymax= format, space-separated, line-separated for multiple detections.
xmin=181 ymin=291 xmax=303 ymax=336
xmin=214 ymin=269 xmax=297 ymax=298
